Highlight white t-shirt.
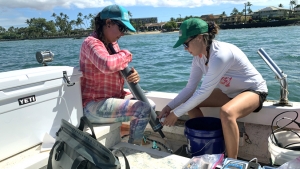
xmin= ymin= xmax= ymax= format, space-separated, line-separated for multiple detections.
xmin=168 ymin=40 xmax=268 ymax=117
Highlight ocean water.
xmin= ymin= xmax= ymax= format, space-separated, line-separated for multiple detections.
xmin=0 ymin=26 xmax=299 ymax=101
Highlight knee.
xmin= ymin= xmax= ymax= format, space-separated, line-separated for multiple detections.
xmin=135 ymin=101 xmax=152 ymax=119
xmin=219 ymin=106 xmax=236 ymax=123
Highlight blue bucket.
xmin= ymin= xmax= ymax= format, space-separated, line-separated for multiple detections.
xmin=184 ymin=117 xmax=225 ymax=157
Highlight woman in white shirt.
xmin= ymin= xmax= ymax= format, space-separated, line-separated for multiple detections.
xmin=158 ymin=18 xmax=268 ymax=159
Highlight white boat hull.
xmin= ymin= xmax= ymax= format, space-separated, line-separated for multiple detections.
xmin=0 ymin=66 xmax=299 ymax=168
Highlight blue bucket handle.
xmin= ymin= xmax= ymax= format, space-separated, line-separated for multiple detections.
xmin=186 ymin=140 xmax=226 ymax=157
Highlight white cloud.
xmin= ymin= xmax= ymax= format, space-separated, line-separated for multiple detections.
xmin=0 ymin=17 xmax=28 ymax=29
xmin=0 ymin=0 xmax=289 ymax=10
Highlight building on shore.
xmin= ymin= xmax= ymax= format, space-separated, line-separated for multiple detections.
xmin=130 ymin=17 xmax=158 ymax=25
xmin=252 ymin=6 xmax=290 ymax=20
xmin=200 ymin=14 xmax=252 ymax=25
xmin=128 ymin=5 xmax=298 ymax=32
xmin=143 ymin=22 xmax=166 ymax=31
xmin=220 ymin=15 xmax=252 ymax=25
xmin=294 ymin=5 xmax=300 ymax=16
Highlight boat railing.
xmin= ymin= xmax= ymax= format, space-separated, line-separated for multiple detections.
xmin=257 ymin=48 xmax=292 ymax=106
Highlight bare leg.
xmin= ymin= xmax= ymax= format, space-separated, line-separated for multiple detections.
xmin=220 ymin=92 xmax=260 ymax=158
xmin=188 ymin=88 xmax=230 ymax=118
xmin=188 ymin=89 xmax=260 ymax=158
xmin=188 ymin=107 xmax=203 ymax=118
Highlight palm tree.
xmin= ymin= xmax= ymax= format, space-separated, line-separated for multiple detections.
xmin=0 ymin=26 xmax=6 ymax=33
xmin=51 ymin=13 xmax=56 ymax=19
xmin=128 ymin=11 xmax=132 ymax=18
xmin=247 ymin=2 xmax=253 ymax=15
xmin=88 ymin=13 xmax=94 ymax=29
xmin=247 ymin=8 xmax=253 ymax=14
xmin=218 ymin=11 xmax=226 ymax=24
xmin=76 ymin=18 xmax=84 ymax=29
xmin=231 ymin=8 xmax=239 ymax=16
xmin=25 ymin=19 xmax=32 ymax=26
xmin=83 ymin=15 xmax=89 ymax=29
xmin=290 ymin=0 xmax=296 ymax=17
xmin=247 ymin=2 xmax=252 ymax=10
xmin=77 ymin=12 xmax=83 ymax=18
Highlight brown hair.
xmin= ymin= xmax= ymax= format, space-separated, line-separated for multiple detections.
xmin=93 ymin=12 xmax=109 ymax=46
xmin=202 ymin=22 xmax=219 ymax=65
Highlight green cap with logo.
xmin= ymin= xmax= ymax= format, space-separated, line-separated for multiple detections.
xmin=100 ymin=4 xmax=136 ymax=32
xmin=173 ymin=18 xmax=208 ymax=48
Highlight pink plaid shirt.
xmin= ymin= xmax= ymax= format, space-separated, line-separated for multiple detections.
xmin=80 ymin=34 xmax=132 ymax=107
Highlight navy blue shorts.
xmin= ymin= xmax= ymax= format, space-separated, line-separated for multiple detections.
xmin=242 ymin=90 xmax=268 ymax=112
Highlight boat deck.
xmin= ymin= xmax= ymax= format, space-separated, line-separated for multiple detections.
xmin=0 ymin=121 xmax=193 ymax=169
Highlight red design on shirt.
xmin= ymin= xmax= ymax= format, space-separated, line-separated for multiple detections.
xmin=220 ymin=77 xmax=232 ymax=87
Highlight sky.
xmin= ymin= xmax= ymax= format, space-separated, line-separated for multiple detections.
xmin=0 ymin=0 xmax=294 ymax=29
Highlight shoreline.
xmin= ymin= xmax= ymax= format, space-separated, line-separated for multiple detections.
xmin=1 ymin=22 xmax=299 ymax=41
xmin=0 ymin=31 xmax=173 ymax=42
xmin=127 ymin=30 xmax=176 ymax=35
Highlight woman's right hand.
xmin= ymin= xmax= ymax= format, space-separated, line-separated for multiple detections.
xmin=158 ymin=105 xmax=172 ymax=119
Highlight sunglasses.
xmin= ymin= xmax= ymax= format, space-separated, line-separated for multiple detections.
xmin=111 ymin=20 xmax=127 ymax=33
xmin=183 ymin=36 xmax=197 ymax=48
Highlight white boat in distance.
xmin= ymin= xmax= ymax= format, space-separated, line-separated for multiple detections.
xmin=0 ymin=49 xmax=299 ymax=169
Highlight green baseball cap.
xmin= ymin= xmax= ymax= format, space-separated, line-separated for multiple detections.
xmin=100 ymin=4 xmax=136 ymax=32
xmin=173 ymin=18 xmax=208 ymax=48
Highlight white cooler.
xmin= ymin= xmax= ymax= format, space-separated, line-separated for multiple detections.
xmin=0 ymin=66 xmax=83 ymax=161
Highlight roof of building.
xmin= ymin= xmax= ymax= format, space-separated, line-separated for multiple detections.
xmin=200 ymin=14 xmax=222 ymax=19
xmin=257 ymin=6 xmax=289 ymax=12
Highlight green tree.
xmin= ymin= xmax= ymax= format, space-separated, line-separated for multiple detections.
xmin=25 ymin=18 xmax=56 ymax=37
xmin=247 ymin=2 xmax=252 ymax=10
xmin=16 ymin=27 xmax=28 ymax=38
xmin=247 ymin=8 xmax=253 ymax=14
xmin=0 ymin=26 xmax=6 ymax=33
xmin=128 ymin=11 xmax=132 ymax=18
xmin=162 ymin=21 xmax=176 ymax=31
xmin=90 ymin=17 xmax=95 ymax=30
xmin=279 ymin=3 xmax=283 ymax=8
xmin=290 ymin=0 xmax=296 ymax=17
xmin=76 ymin=17 xmax=84 ymax=29
xmin=231 ymin=8 xmax=239 ymax=16
xmin=247 ymin=2 xmax=253 ymax=14
xmin=83 ymin=15 xmax=89 ymax=28
xmin=219 ymin=11 xmax=227 ymax=23
xmin=51 ymin=12 xmax=72 ymax=35
xmin=76 ymin=12 xmax=84 ymax=29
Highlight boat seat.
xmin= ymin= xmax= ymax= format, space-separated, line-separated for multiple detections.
xmin=87 ymin=122 xmax=122 ymax=148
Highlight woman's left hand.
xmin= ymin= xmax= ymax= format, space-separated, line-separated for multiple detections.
xmin=127 ymin=67 xmax=140 ymax=83
xmin=163 ymin=112 xmax=178 ymax=127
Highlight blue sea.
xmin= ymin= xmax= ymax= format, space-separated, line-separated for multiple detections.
xmin=0 ymin=26 xmax=299 ymax=101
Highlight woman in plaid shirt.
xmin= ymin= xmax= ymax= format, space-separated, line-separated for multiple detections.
xmin=80 ymin=5 xmax=153 ymax=145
